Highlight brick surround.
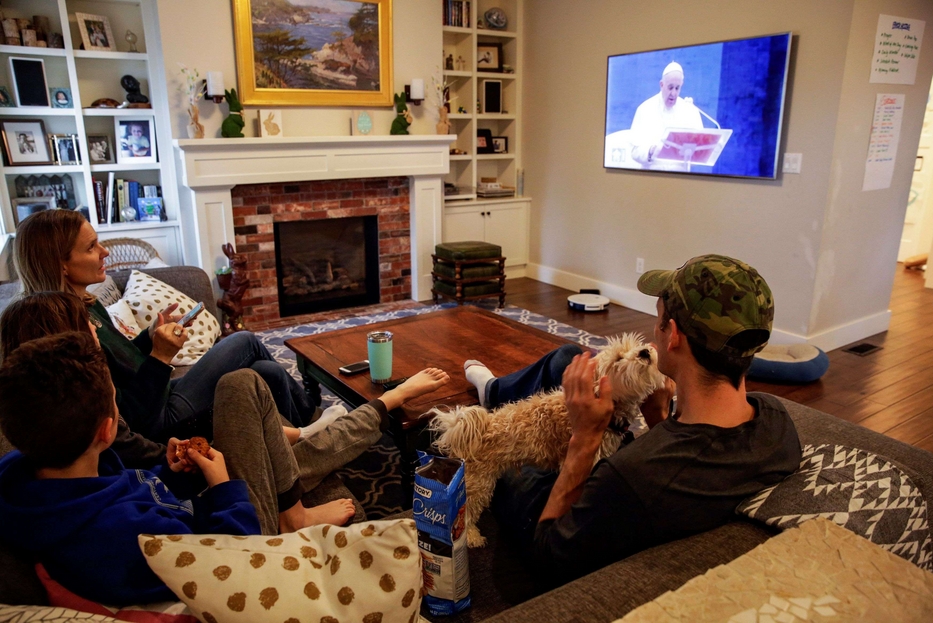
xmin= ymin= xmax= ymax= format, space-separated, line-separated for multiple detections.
xmin=230 ymin=176 xmax=411 ymax=330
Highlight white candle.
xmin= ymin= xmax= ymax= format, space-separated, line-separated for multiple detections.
xmin=206 ymin=71 xmax=225 ymax=97
xmin=410 ymin=78 xmax=424 ymax=100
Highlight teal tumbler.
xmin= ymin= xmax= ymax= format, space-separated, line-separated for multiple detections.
xmin=367 ymin=330 xmax=393 ymax=383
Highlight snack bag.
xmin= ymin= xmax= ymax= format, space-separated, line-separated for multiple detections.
xmin=414 ymin=452 xmax=471 ymax=616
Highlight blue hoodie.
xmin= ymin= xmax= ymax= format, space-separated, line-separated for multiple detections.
xmin=0 ymin=448 xmax=260 ymax=606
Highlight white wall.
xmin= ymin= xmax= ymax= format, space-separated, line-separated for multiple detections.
xmin=523 ymin=0 xmax=933 ymax=350
xmin=155 ymin=0 xmax=441 ymax=139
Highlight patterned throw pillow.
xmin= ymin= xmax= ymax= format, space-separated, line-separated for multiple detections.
xmin=121 ymin=270 xmax=221 ymax=366
xmin=737 ymin=443 xmax=933 ymax=570
xmin=105 ymin=299 xmax=141 ymax=339
xmin=140 ymin=519 xmax=423 ymax=623
xmin=87 ymin=275 xmax=122 ymax=307
xmin=0 ymin=605 xmax=119 ymax=622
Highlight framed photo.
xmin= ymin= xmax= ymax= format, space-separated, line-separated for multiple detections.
xmin=75 ymin=13 xmax=116 ymax=52
xmin=233 ymin=0 xmax=393 ymax=107
xmin=1 ymin=119 xmax=53 ymax=166
xmin=9 ymin=57 xmax=49 ymax=107
xmin=492 ymin=136 xmax=508 ymax=154
xmin=88 ymin=134 xmax=114 ymax=164
xmin=477 ymin=128 xmax=494 ymax=154
xmin=50 ymin=88 xmax=73 ymax=108
xmin=115 ymin=117 xmax=157 ymax=164
xmin=259 ymin=109 xmax=283 ymax=137
xmin=477 ymin=42 xmax=503 ymax=72
xmin=351 ymin=110 xmax=375 ymax=136
xmin=0 ymin=86 xmax=15 ymax=108
xmin=12 ymin=196 xmax=57 ymax=226
xmin=137 ymin=197 xmax=164 ymax=222
xmin=482 ymin=79 xmax=502 ymax=114
xmin=50 ymin=134 xmax=80 ymax=165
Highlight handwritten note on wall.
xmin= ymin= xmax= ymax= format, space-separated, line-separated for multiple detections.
xmin=870 ymin=14 xmax=925 ymax=84
xmin=863 ymin=93 xmax=905 ymax=191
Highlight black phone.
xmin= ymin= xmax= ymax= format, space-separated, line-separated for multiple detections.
xmin=382 ymin=377 xmax=409 ymax=390
xmin=338 ymin=360 xmax=370 ymax=375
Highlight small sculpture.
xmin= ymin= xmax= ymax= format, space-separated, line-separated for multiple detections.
xmin=456 ymin=56 xmax=465 ymax=71
xmin=390 ymin=92 xmax=412 ymax=135
xmin=179 ymin=65 xmax=204 ymax=139
xmin=216 ymin=243 xmax=248 ymax=335
xmin=445 ymin=54 xmax=454 ymax=70
xmin=436 ymin=105 xmax=450 ymax=135
xmin=221 ymin=88 xmax=245 ymax=138
xmin=125 ymin=29 xmax=138 ymax=53
xmin=121 ymin=75 xmax=149 ymax=104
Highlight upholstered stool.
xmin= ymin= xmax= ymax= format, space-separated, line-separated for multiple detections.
xmin=432 ymin=241 xmax=506 ymax=307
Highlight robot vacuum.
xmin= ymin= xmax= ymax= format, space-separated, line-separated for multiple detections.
xmin=567 ymin=293 xmax=611 ymax=312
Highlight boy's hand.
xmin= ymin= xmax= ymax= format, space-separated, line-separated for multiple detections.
xmin=186 ymin=447 xmax=230 ymax=487
xmin=166 ymin=438 xmax=195 ymax=473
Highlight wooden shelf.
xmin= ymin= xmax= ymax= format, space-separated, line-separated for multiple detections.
xmin=3 ymin=164 xmax=83 ymax=175
xmin=443 ymin=70 xmax=472 ymax=78
xmin=442 ymin=26 xmax=473 ymax=35
xmin=0 ymin=45 xmax=67 ymax=57
xmin=90 ymin=162 xmax=162 ymax=173
xmin=449 ymin=154 xmax=472 ymax=160
xmin=476 ymin=29 xmax=517 ymax=38
xmin=96 ymin=220 xmax=180 ymax=232
xmin=73 ymin=50 xmax=148 ymax=61
xmin=83 ymin=108 xmax=155 ymax=117
xmin=0 ymin=107 xmax=77 ymax=116
xmin=477 ymin=71 xmax=517 ymax=80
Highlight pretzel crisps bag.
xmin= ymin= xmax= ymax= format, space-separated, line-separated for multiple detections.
xmin=414 ymin=452 xmax=471 ymax=616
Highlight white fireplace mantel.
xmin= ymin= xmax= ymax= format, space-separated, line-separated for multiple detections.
xmin=174 ymin=135 xmax=455 ymax=302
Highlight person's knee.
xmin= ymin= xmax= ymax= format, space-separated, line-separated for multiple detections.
xmin=224 ymin=330 xmax=262 ymax=352
xmin=551 ymin=344 xmax=584 ymax=373
xmin=216 ymin=368 xmax=264 ymax=394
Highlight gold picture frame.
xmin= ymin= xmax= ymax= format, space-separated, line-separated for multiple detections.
xmin=233 ymin=0 xmax=394 ymax=108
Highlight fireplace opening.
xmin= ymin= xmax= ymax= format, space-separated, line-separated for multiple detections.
xmin=274 ymin=216 xmax=380 ymax=317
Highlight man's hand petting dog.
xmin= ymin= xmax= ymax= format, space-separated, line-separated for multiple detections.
xmin=563 ymin=353 xmax=614 ymax=451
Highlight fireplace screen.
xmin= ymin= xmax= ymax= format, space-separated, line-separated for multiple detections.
xmin=274 ymin=216 xmax=380 ymax=316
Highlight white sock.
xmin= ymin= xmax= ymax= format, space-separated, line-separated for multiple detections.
xmin=299 ymin=404 xmax=348 ymax=440
xmin=464 ymin=360 xmax=496 ymax=408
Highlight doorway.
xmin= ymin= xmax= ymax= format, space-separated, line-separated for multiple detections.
xmin=898 ymin=83 xmax=933 ymax=285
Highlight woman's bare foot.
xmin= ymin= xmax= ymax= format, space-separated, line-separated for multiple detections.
xmin=380 ymin=368 xmax=450 ymax=411
xmin=279 ymin=498 xmax=356 ymax=532
xmin=283 ymin=426 xmax=300 ymax=446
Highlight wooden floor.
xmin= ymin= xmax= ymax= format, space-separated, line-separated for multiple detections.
xmin=505 ymin=266 xmax=933 ymax=451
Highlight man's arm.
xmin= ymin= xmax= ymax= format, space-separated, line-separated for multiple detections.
xmin=538 ymin=353 xmax=613 ymax=523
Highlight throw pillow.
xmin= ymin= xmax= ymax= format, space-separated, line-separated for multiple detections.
xmin=737 ymin=443 xmax=933 ymax=570
xmin=140 ymin=519 xmax=422 ymax=623
xmin=121 ymin=270 xmax=221 ymax=366
xmin=87 ymin=275 xmax=122 ymax=307
xmin=105 ymin=299 xmax=141 ymax=340
xmin=0 ymin=605 xmax=119 ymax=622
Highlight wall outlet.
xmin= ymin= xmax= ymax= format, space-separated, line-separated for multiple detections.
xmin=783 ymin=153 xmax=802 ymax=174
xmin=636 ymin=257 xmax=645 ymax=274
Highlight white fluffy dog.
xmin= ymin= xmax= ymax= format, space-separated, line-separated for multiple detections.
xmin=429 ymin=334 xmax=667 ymax=547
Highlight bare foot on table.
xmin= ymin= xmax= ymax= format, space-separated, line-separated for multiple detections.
xmin=397 ymin=368 xmax=450 ymax=398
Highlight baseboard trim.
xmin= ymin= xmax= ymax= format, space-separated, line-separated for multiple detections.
xmin=527 ymin=263 xmax=891 ymax=352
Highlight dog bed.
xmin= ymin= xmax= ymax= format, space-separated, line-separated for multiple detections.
xmin=748 ymin=344 xmax=829 ymax=383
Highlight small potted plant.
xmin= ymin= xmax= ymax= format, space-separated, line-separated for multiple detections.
xmin=215 ymin=265 xmax=232 ymax=291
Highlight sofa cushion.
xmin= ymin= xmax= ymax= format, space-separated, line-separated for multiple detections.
xmin=139 ymin=519 xmax=422 ymax=623
xmin=105 ymin=298 xmax=142 ymax=339
xmin=122 ymin=270 xmax=220 ymax=366
xmin=87 ymin=275 xmax=122 ymax=307
xmin=108 ymin=267 xmax=220 ymax=322
xmin=737 ymin=443 xmax=933 ymax=570
xmin=0 ymin=605 xmax=118 ymax=622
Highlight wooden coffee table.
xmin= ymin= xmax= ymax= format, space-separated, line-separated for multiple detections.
xmin=285 ymin=306 xmax=577 ymax=497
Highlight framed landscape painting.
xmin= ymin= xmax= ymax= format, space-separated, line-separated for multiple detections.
xmin=233 ymin=0 xmax=393 ymax=107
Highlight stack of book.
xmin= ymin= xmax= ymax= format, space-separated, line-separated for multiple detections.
xmin=93 ymin=174 xmax=164 ymax=224
xmin=443 ymin=0 xmax=471 ymax=27
xmin=476 ymin=179 xmax=515 ymax=198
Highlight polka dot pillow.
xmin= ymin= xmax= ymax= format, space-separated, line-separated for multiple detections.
xmin=139 ymin=519 xmax=423 ymax=623
xmin=122 ymin=270 xmax=221 ymax=366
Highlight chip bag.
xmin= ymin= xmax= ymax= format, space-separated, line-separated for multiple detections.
xmin=414 ymin=452 xmax=471 ymax=616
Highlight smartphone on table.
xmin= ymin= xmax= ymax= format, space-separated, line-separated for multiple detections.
xmin=339 ymin=360 xmax=370 ymax=375
xmin=178 ymin=302 xmax=205 ymax=327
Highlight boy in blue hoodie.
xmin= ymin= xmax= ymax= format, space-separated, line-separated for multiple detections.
xmin=0 ymin=332 xmax=261 ymax=606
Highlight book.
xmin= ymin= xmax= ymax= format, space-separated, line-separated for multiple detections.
xmin=105 ymin=172 xmax=115 ymax=224
xmin=93 ymin=180 xmax=105 ymax=224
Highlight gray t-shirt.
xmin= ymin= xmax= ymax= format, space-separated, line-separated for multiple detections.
xmin=534 ymin=392 xmax=801 ymax=580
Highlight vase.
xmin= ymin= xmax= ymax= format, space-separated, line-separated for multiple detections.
xmin=186 ymin=105 xmax=204 ymax=139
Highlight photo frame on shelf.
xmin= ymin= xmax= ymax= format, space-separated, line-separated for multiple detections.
xmin=477 ymin=42 xmax=503 ymax=72
xmin=9 ymin=57 xmax=49 ymax=107
xmin=1 ymin=119 xmax=53 ymax=166
xmin=137 ymin=197 xmax=164 ymax=222
xmin=50 ymin=88 xmax=73 ymax=109
xmin=492 ymin=136 xmax=508 ymax=154
xmin=259 ymin=109 xmax=283 ymax=137
xmin=0 ymin=86 xmax=15 ymax=108
xmin=232 ymin=0 xmax=393 ymax=107
xmin=50 ymin=134 xmax=80 ymax=165
xmin=12 ymin=196 xmax=57 ymax=226
xmin=477 ymin=128 xmax=494 ymax=154
xmin=482 ymin=79 xmax=502 ymax=114
xmin=115 ymin=117 xmax=157 ymax=164
xmin=75 ymin=12 xmax=116 ymax=52
xmin=88 ymin=134 xmax=114 ymax=164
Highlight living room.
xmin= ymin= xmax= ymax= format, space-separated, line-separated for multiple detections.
xmin=3 ymin=0 xmax=933 ymax=621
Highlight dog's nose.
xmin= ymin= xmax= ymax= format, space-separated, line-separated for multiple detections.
xmin=638 ymin=349 xmax=652 ymax=361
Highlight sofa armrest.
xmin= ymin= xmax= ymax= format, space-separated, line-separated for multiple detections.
xmin=109 ymin=266 xmax=220 ymax=321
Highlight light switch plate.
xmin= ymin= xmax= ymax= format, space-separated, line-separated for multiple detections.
xmin=783 ymin=153 xmax=802 ymax=174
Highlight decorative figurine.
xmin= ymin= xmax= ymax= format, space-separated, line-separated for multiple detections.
xmin=458 ymin=106 xmax=468 ymax=114
xmin=445 ymin=54 xmax=454 ymax=70
xmin=221 ymin=88 xmax=245 ymax=138
xmin=179 ymin=65 xmax=204 ymax=139
xmin=125 ymin=29 xmax=138 ymax=52
xmin=121 ymin=74 xmax=149 ymax=105
xmin=436 ymin=105 xmax=450 ymax=135
xmin=484 ymin=7 xmax=508 ymax=29
xmin=216 ymin=243 xmax=248 ymax=335
xmin=390 ymin=92 xmax=412 ymax=135
xmin=456 ymin=55 xmax=465 ymax=71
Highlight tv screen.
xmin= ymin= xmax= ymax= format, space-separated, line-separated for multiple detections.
xmin=604 ymin=33 xmax=792 ymax=179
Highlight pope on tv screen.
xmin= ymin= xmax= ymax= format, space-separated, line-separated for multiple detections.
xmin=604 ymin=33 xmax=792 ymax=179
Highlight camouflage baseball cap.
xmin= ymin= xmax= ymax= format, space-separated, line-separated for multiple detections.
xmin=637 ymin=254 xmax=773 ymax=357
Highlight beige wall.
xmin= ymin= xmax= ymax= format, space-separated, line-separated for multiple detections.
xmin=524 ymin=0 xmax=933 ymax=349
xmin=155 ymin=0 xmax=441 ymax=139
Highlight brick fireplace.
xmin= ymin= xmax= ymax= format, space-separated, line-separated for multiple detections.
xmin=230 ymin=176 xmax=412 ymax=329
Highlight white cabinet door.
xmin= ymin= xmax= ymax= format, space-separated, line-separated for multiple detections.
xmin=444 ymin=209 xmax=486 ymax=244
xmin=484 ymin=203 xmax=528 ymax=266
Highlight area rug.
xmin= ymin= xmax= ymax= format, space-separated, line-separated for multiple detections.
xmin=258 ymin=303 xmax=610 ymax=517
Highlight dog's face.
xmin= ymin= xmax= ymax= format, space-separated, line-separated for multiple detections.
xmin=594 ymin=333 xmax=667 ymax=406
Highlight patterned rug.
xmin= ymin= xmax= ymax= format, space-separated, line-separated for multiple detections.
xmin=258 ymin=302 xmax=609 ymax=518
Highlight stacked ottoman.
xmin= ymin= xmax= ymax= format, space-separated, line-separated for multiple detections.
xmin=432 ymin=241 xmax=506 ymax=307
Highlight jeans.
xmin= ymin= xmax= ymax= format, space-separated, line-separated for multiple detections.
xmin=488 ymin=343 xmax=583 ymax=408
xmin=163 ymin=332 xmax=318 ymax=439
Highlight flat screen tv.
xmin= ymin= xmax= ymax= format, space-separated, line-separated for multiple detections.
xmin=604 ymin=33 xmax=792 ymax=179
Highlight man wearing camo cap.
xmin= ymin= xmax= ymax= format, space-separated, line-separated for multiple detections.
xmin=481 ymin=254 xmax=801 ymax=584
